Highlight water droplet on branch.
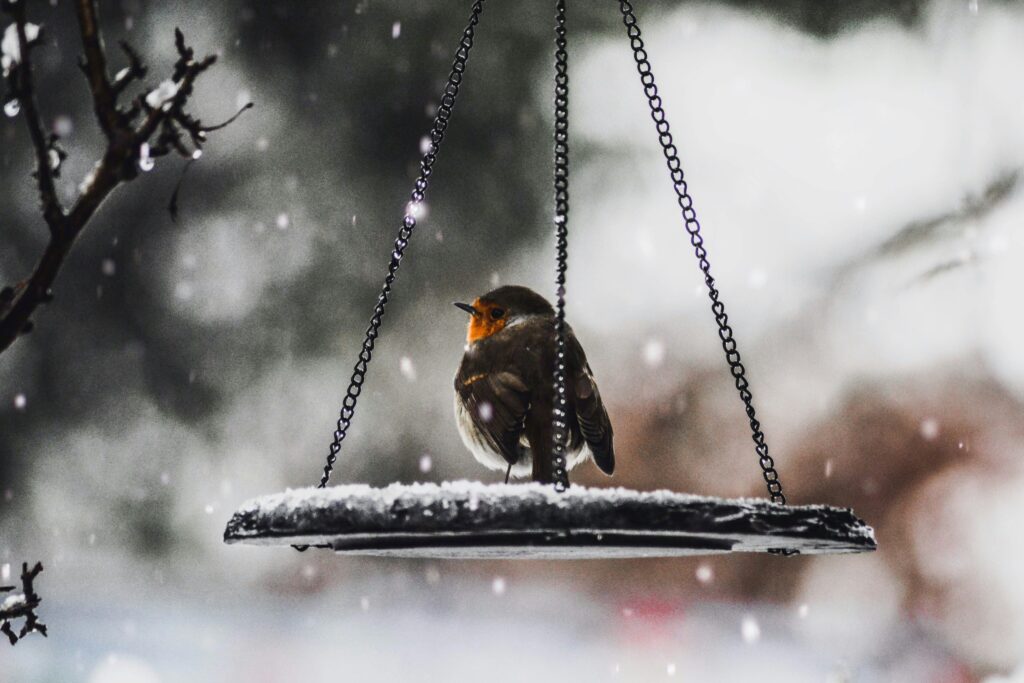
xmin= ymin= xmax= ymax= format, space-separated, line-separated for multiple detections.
xmin=138 ymin=142 xmax=155 ymax=171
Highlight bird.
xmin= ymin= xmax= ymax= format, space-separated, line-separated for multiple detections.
xmin=453 ymin=285 xmax=614 ymax=484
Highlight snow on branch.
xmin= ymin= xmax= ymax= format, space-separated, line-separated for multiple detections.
xmin=0 ymin=562 xmax=46 ymax=646
xmin=0 ymin=0 xmax=252 ymax=356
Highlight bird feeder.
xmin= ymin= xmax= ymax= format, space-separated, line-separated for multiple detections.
xmin=223 ymin=0 xmax=876 ymax=559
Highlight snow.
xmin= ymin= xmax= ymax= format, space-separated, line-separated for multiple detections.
xmin=1 ymin=22 xmax=39 ymax=77
xmin=1 ymin=592 xmax=26 ymax=611
xmin=138 ymin=143 xmax=154 ymax=172
xmin=642 ymin=338 xmax=666 ymax=367
xmin=144 ymin=79 xmax=179 ymax=109
xmin=740 ymin=615 xmax=761 ymax=643
xmin=399 ymin=356 xmax=417 ymax=381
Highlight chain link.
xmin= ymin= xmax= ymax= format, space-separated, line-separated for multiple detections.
xmin=550 ymin=0 xmax=571 ymax=492
xmin=617 ymin=0 xmax=786 ymax=505
xmin=314 ymin=0 xmax=486 ymax=491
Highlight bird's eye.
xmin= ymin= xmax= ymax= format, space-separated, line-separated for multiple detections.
xmin=490 ymin=308 xmax=505 ymax=320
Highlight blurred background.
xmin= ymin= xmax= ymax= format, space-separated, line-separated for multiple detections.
xmin=2 ymin=0 xmax=1023 ymax=680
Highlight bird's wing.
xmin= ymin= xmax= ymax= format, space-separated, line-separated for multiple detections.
xmin=568 ymin=333 xmax=615 ymax=475
xmin=456 ymin=370 xmax=531 ymax=467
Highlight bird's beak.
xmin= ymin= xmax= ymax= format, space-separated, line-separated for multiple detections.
xmin=453 ymin=302 xmax=479 ymax=316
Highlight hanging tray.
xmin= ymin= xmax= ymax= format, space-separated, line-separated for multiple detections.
xmin=223 ymin=481 xmax=876 ymax=559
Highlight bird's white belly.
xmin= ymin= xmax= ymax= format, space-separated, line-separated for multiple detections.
xmin=454 ymin=394 xmax=591 ymax=479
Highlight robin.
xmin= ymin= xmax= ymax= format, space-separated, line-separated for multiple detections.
xmin=453 ymin=285 xmax=614 ymax=484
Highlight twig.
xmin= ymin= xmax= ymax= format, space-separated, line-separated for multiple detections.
xmin=0 ymin=0 xmax=251 ymax=356
xmin=0 ymin=562 xmax=46 ymax=645
xmin=73 ymin=0 xmax=118 ymax=137
xmin=4 ymin=0 xmax=62 ymax=230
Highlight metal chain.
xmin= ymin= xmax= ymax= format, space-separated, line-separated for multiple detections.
xmin=315 ymin=0 xmax=486 ymax=490
xmin=617 ymin=0 xmax=786 ymax=504
xmin=550 ymin=0 xmax=571 ymax=492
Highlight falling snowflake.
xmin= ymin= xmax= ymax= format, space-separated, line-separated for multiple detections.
xmin=920 ymin=418 xmax=939 ymax=441
xmin=418 ymin=454 xmax=432 ymax=473
xmin=406 ymin=201 xmax=427 ymax=220
xmin=235 ymin=89 xmax=251 ymax=111
xmin=53 ymin=116 xmax=73 ymax=136
xmin=13 ymin=394 xmax=26 ymax=410
xmin=491 ymin=576 xmax=506 ymax=596
xmin=741 ymin=615 xmax=761 ymax=643
xmin=695 ymin=564 xmax=713 ymax=584
xmin=642 ymin=339 xmax=665 ymax=367
xmin=400 ymin=356 xmax=417 ymax=382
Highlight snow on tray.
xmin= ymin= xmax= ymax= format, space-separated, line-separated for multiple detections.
xmin=224 ymin=480 xmax=876 ymax=556
xmin=235 ymin=480 xmax=724 ymax=517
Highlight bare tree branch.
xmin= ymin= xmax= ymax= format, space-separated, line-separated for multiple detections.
xmin=73 ymin=0 xmax=119 ymax=137
xmin=0 ymin=1 xmax=251 ymax=356
xmin=5 ymin=0 xmax=63 ymax=230
xmin=0 ymin=562 xmax=46 ymax=645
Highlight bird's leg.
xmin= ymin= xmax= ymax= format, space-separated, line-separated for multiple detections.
xmin=504 ymin=463 xmax=512 ymax=484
